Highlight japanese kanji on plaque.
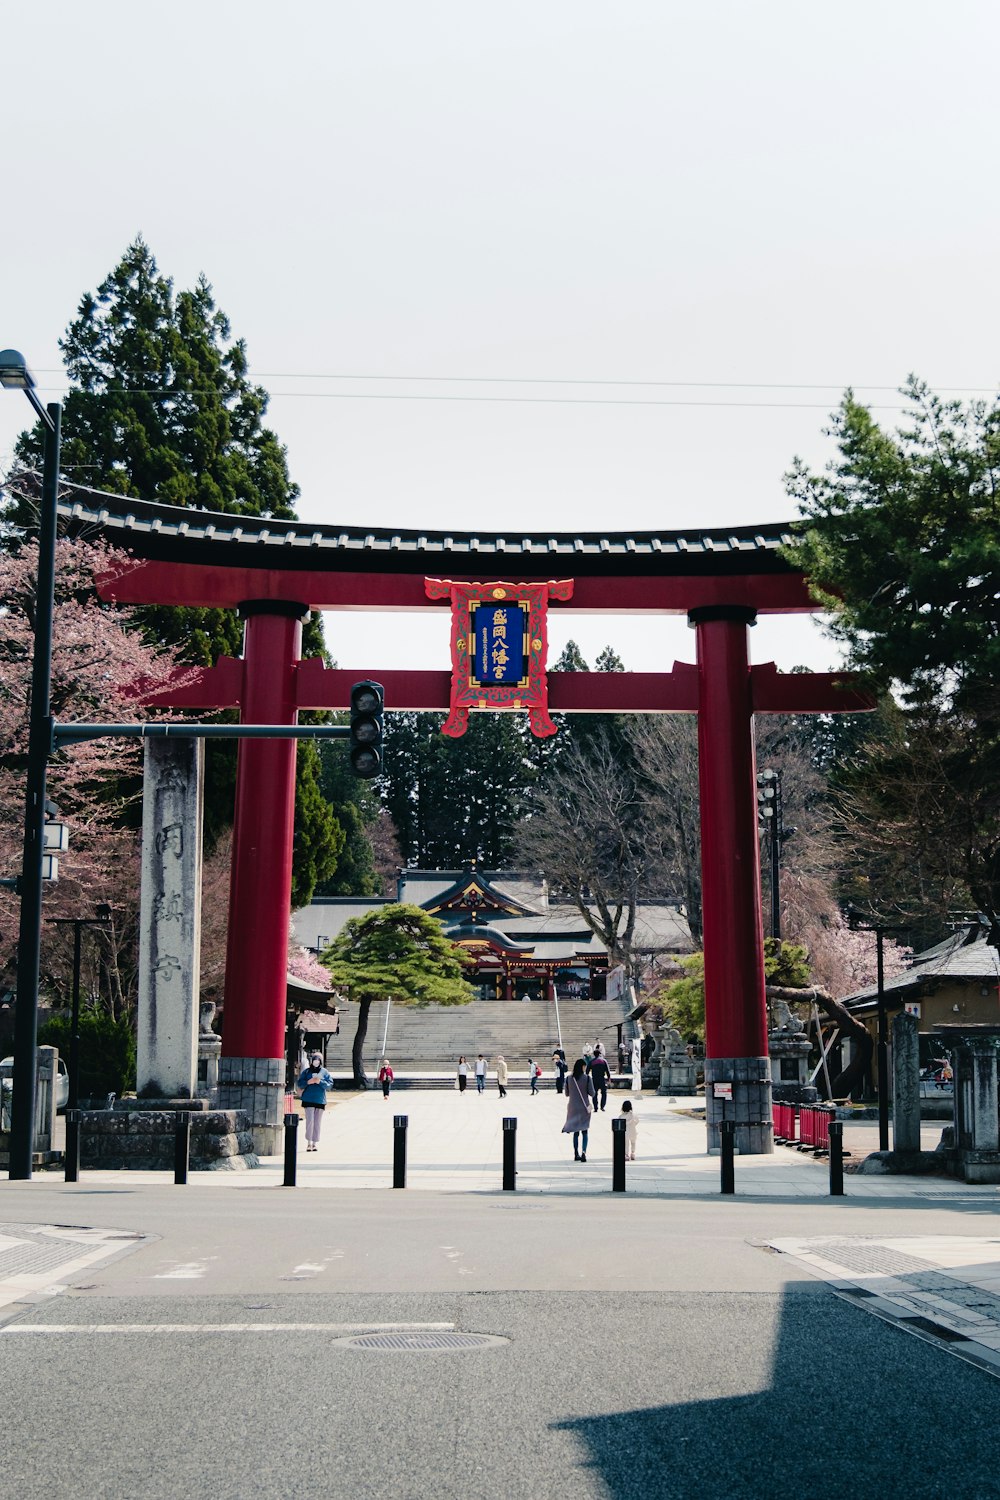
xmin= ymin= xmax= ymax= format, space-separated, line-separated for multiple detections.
xmin=424 ymin=577 xmax=574 ymax=738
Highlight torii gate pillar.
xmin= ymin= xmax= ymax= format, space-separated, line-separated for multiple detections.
xmin=216 ymin=601 xmax=306 ymax=1153
xmin=691 ymin=606 xmax=772 ymax=1153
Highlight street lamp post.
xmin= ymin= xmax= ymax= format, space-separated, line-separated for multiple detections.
xmin=847 ymin=910 xmax=909 ymax=1153
xmin=0 ymin=349 xmax=61 ymax=1180
xmin=756 ymin=768 xmax=795 ymax=942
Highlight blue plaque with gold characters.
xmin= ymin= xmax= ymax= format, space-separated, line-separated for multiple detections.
xmin=473 ymin=604 xmax=525 ymax=686
xmin=425 ymin=577 xmax=575 ymax=738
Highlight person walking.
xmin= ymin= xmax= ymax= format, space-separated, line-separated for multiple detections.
xmin=528 ymin=1057 xmax=540 ymax=1095
xmin=296 ymin=1052 xmax=336 ymax=1152
xmin=457 ymin=1056 xmax=469 ymax=1094
xmin=475 ymin=1054 xmax=487 ymax=1094
xmin=496 ymin=1055 xmax=508 ymax=1099
xmin=617 ymin=1039 xmax=628 ymax=1074
xmin=562 ymin=1058 xmax=596 ymax=1161
xmin=589 ymin=1044 xmax=611 ymax=1113
xmin=552 ymin=1048 xmax=568 ymax=1095
xmin=582 ymin=1042 xmax=594 ymax=1069
xmin=378 ymin=1058 xmax=394 ymax=1100
xmin=619 ymin=1098 xmax=638 ymax=1159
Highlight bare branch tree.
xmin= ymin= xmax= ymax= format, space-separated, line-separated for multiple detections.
xmin=523 ymin=730 xmax=656 ymax=973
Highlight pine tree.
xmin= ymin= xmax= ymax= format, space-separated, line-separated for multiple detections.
xmin=322 ymin=904 xmax=474 ymax=1085
xmin=785 ymin=378 xmax=1000 ymax=925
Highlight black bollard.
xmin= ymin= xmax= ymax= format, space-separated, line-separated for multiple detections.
xmin=393 ymin=1114 xmax=408 ymax=1188
xmin=829 ymin=1120 xmax=844 ymax=1197
xmin=612 ymin=1116 xmax=627 ymax=1192
xmin=64 ymin=1108 xmax=81 ymax=1183
xmin=283 ymin=1111 xmax=300 ymax=1187
xmin=174 ymin=1111 xmax=191 ymax=1185
xmin=720 ymin=1119 xmax=735 ymax=1195
xmin=502 ymin=1116 xmax=517 ymax=1191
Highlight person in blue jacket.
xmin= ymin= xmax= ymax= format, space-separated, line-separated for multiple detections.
xmin=297 ymin=1052 xmax=336 ymax=1151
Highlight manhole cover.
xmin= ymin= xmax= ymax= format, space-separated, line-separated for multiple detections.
xmin=335 ymin=1331 xmax=507 ymax=1352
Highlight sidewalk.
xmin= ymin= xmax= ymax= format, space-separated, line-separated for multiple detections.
xmin=23 ymin=1088 xmax=997 ymax=1200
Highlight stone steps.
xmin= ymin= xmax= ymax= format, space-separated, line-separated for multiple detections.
xmin=334 ymin=998 xmax=634 ymax=1073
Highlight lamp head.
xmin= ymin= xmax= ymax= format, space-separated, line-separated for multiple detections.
xmin=95 ymin=903 xmax=112 ymax=923
xmin=0 ymin=349 xmax=35 ymax=391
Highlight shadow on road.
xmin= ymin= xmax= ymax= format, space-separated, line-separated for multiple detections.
xmin=553 ymin=1284 xmax=1000 ymax=1499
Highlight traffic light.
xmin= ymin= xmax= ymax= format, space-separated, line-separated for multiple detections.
xmin=349 ymin=680 xmax=384 ymax=779
xmin=756 ymin=768 xmax=778 ymax=833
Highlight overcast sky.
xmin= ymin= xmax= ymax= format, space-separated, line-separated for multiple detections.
xmin=3 ymin=1 xmax=997 ymax=678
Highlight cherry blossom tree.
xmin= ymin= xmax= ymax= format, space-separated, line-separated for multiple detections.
xmin=0 ymin=538 xmax=196 ymax=1019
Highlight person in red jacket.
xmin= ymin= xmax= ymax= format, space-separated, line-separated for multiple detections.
xmin=378 ymin=1059 xmax=394 ymax=1100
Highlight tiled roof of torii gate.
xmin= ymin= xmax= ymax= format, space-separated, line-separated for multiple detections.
xmin=42 ymin=476 xmax=803 ymax=580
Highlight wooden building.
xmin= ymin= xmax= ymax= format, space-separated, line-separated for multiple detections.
xmin=842 ymin=923 xmax=1000 ymax=1064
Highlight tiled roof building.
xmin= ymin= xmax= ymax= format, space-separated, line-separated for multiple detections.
xmin=293 ymin=866 xmax=693 ymax=1002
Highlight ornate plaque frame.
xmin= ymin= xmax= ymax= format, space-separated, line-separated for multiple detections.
xmin=425 ymin=577 xmax=574 ymax=738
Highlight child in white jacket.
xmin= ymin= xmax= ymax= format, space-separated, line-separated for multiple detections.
xmin=619 ymin=1099 xmax=638 ymax=1160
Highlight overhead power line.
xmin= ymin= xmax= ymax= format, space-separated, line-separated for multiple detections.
xmin=24 ymin=367 xmax=996 ymax=392
xmin=15 ymin=387 xmax=922 ymax=412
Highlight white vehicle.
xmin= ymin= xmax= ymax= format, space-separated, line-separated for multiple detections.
xmin=0 ymin=1055 xmax=70 ymax=1112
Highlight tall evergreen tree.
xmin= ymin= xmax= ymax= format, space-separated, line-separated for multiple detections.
xmin=9 ymin=237 xmax=308 ymax=664
xmin=6 ymin=238 xmax=342 ymax=903
xmin=314 ymin=737 xmax=382 ymax=897
xmin=381 ymin=711 xmax=534 ymax=867
xmin=785 ymin=378 xmax=1000 ymax=926
xmin=543 ymin=638 xmax=630 ymax=773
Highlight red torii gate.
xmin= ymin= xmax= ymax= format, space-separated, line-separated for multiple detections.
xmin=78 ymin=497 xmax=871 ymax=1153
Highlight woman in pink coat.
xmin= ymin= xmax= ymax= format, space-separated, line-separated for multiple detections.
xmin=561 ymin=1058 xmax=596 ymax=1162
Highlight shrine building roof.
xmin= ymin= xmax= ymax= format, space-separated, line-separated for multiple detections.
xmin=842 ymin=926 xmax=1000 ymax=1009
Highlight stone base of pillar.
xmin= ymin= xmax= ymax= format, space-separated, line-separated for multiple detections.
xmin=705 ymin=1056 xmax=773 ymax=1155
xmin=657 ymin=1061 xmax=698 ymax=1095
xmin=217 ymin=1056 xmax=285 ymax=1156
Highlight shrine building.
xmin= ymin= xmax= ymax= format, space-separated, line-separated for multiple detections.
xmin=292 ymin=865 xmax=693 ymax=1003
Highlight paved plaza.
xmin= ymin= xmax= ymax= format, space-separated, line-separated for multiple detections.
xmin=35 ymin=1085 xmax=989 ymax=1200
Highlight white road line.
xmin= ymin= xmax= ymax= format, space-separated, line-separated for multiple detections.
xmin=1 ymin=1321 xmax=456 ymax=1336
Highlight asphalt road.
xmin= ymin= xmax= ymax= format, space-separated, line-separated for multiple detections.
xmin=2 ymin=1186 xmax=1000 ymax=1498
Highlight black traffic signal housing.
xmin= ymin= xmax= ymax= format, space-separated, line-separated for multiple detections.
xmin=756 ymin=768 xmax=779 ymax=835
xmin=349 ymin=680 xmax=384 ymax=779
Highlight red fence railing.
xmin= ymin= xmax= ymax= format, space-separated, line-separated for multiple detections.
xmin=773 ymin=1101 xmax=797 ymax=1143
xmin=797 ymin=1103 xmax=834 ymax=1151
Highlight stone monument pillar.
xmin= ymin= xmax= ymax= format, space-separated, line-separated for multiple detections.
xmin=198 ymin=1000 xmax=222 ymax=1098
xmin=768 ymin=996 xmax=817 ymax=1105
xmin=656 ymin=1023 xmax=698 ymax=1095
xmin=137 ymin=739 xmax=204 ymax=1099
xmin=936 ymin=1026 xmax=1000 ymax=1181
xmin=891 ymin=1011 xmax=921 ymax=1154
